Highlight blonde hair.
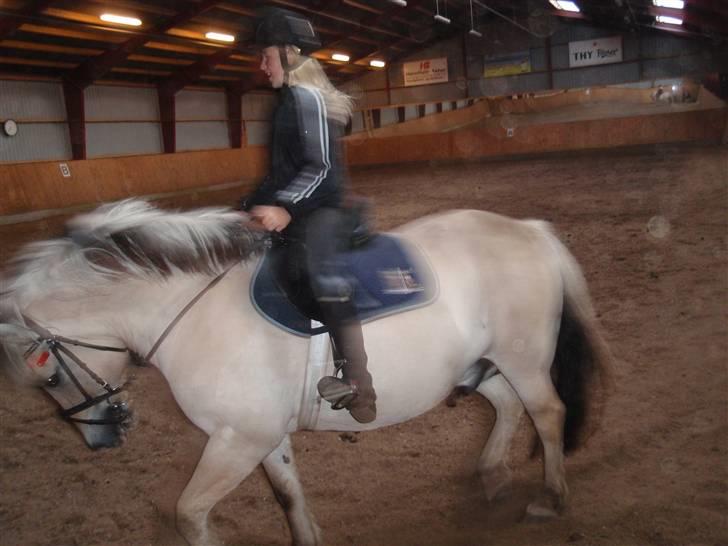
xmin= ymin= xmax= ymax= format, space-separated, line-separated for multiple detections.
xmin=286 ymin=51 xmax=353 ymax=125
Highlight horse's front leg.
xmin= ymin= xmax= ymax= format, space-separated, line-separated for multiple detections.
xmin=263 ymin=434 xmax=322 ymax=546
xmin=176 ymin=426 xmax=281 ymax=546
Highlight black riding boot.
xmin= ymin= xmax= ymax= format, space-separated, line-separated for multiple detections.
xmin=317 ymin=302 xmax=377 ymax=423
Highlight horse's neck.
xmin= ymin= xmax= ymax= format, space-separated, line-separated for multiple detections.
xmin=116 ymin=264 xmax=256 ymax=370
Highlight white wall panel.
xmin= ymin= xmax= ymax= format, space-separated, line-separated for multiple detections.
xmin=0 ymin=123 xmax=70 ymax=163
xmin=177 ymin=89 xmax=226 ymax=120
xmin=0 ymin=80 xmax=66 ymax=120
xmin=350 ymin=111 xmax=364 ymax=133
xmin=86 ymin=122 xmax=162 ymax=158
xmin=642 ymin=54 xmax=714 ymax=79
xmin=86 ymin=86 xmax=158 ymax=121
xmin=472 ymin=72 xmax=551 ymax=97
xmin=246 ymin=121 xmax=271 ymax=146
xmin=553 ymin=62 xmax=641 ymax=89
xmin=176 ymin=121 xmax=228 ymax=151
xmin=551 ymin=24 xmax=613 ymax=45
xmin=242 ymin=92 xmax=276 ymax=120
xmin=354 ymin=90 xmax=389 ymax=109
xmin=390 ymin=82 xmax=466 ymax=105
xmin=342 ymin=70 xmax=386 ymax=93
xmin=380 ymin=107 xmax=398 ymax=127
xmin=641 ymin=34 xmax=701 ymax=58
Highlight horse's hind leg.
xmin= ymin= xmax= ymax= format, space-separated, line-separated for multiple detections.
xmin=501 ymin=364 xmax=568 ymax=518
xmin=476 ymin=373 xmax=524 ymax=501
xmin=176 ymin=427 xmax=280 ymax=546
xmin=262 ymin=434 xmax=322 ymax=546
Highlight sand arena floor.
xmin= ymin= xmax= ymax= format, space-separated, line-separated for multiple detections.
xmin=0 ymin=143 xmax=726 ymax=546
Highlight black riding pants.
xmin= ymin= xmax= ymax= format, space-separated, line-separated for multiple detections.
xmin=303 ymin=208 xmax=367 ymax=374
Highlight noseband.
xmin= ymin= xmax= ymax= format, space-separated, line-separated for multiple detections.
xmin=24 ymin=318 xmax=129 ymax=426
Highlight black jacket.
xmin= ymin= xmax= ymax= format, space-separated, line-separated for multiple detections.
xmin=243 ymin=85 xmax=346 ymax=235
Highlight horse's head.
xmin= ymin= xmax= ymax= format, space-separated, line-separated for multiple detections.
xmin=0 ymin=313 xmax=133 ymax=449
xmin=1 ymin=199 xmax=262 ymax=449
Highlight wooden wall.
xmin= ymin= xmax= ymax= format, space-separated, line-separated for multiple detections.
xmin=345 ymin=108 xmax=727 ymax=166
xmin=1 ymin=106 xmax=725 ymax=219
xmin=0 ymin=147 xmax=267 ymax=217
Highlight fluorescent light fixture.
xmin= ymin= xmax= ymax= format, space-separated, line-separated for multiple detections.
xmin=469 ymin=29 xmax=482 ymax=37
xmin=656 ymin=14 xmax=683 ymax=24
xmin=388 ymin=0 xmax=407 ymax=5
xmin=548 ymin=1 xmax=580 ymax=12
xmin=205 ymin=32 xmax=235 ymax=42
xmin=653 ymin=0 xmax=684 ymax=8
xmin=332 ymin=53 xmax=350 ymax=62
xmin=369 ymin=59 xmax=386 ymax=68
xmin=100 ymin=13 xmax=142 ymax=26
xmin=434 ymin=14 xmax=451 ymax=24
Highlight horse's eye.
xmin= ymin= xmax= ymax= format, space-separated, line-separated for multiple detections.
xmin=46 ymin=374 xmax=60 ymax=387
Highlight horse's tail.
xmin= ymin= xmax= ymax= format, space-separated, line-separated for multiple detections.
xmin=528 ymin=221 xmax=615 ymax=454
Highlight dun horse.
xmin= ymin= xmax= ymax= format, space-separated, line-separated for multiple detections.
xmin=0 ymin=200 xmax=611 ymax=546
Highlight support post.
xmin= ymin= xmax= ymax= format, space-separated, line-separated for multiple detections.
xmin=158 ymin=88 xmax=176 ymax=154
xmin=226 ymin=87 xmax=243 ymax=149
xmin=62 ymin=80 xmax=86 ymax=160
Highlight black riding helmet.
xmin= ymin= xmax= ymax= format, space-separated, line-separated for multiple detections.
xmin=255 ymin=7 xmax=321 ymax=55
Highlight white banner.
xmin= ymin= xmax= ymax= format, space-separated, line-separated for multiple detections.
xmin=568 ymin=36 xmax=623 ymax=68
xmin=403 ymin=57 xmax=449 ymax=87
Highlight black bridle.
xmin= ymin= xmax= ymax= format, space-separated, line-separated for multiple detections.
xmin=23 ymin=319 xmax=129 ymax=426
xmin=19 ymin=265 xmax=235 ymax=427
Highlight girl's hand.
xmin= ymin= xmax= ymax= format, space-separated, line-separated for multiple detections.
xmin=250 ymin=206 xmax=291 ymax=232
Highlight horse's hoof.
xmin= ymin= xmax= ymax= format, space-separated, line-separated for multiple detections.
xmin=524 ymin=490 xmax=563 ymax=520
xmin=480 ymin=463 xmax=512 ymax=502
xmin=525 ymin=502 xmax=559 ymax=520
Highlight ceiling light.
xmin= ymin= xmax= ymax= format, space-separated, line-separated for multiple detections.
xmin=100 ymin=14 xmax=142 ymax=26
xmin=205 ymin=32 xmax=235 ymax=42
xmin=655 ymin=14 xmax=683 ymax=24
xmin=469 ymin=29 xmax=482 ymax=37
xmin=548 ymin=1 xmax=581 ymax=12
xmin=369 ymin=59 xmax=386 ymax=68
xmin=332 ymin=53 xmax=350 ymax=62
xmin=388 ymin=0 xmax=407 ymax=5
xmin=653 ymin=0 xmax=684 ymax=8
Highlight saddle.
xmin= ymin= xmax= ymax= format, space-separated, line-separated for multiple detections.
xmin=250 ymin=234 xmax=437 ymax=336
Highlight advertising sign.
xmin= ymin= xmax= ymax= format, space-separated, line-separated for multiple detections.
xmin=568 ymin=36 xmax=623 ymax=68
xmin=484 ymin=51 xmax=532 ymax=78
xmin=403 ymin=57 xmax=449 ymax=87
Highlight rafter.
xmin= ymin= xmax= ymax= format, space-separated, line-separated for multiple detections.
xmin=158 ymin=47 xmax=239 ymax=95
xmin=63 ymin=0 xmax=223 ymax=89
xmin=0 ymin=0 xmax=57 ymax=40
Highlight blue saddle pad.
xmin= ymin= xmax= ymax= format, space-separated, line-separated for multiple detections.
xmin=250 ymin=234 xmax=437 ymax=336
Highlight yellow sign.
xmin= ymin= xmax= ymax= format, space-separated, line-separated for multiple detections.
xmin=484 ymin=52 xmax=531 ymax=78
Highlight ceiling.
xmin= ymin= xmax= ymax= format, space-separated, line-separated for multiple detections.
xmin=0 ymin=0 xmax=726 ymax=93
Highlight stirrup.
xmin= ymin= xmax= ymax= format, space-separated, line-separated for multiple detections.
xmin=317 ymin=376 xmax=358 ymax=410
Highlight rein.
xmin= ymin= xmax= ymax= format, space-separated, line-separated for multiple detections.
xmin=144 ymin=264 xmax=234 ymax=363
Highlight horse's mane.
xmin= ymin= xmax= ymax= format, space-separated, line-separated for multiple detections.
xmin=1 ymin=199 xmax=264 ymax=310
